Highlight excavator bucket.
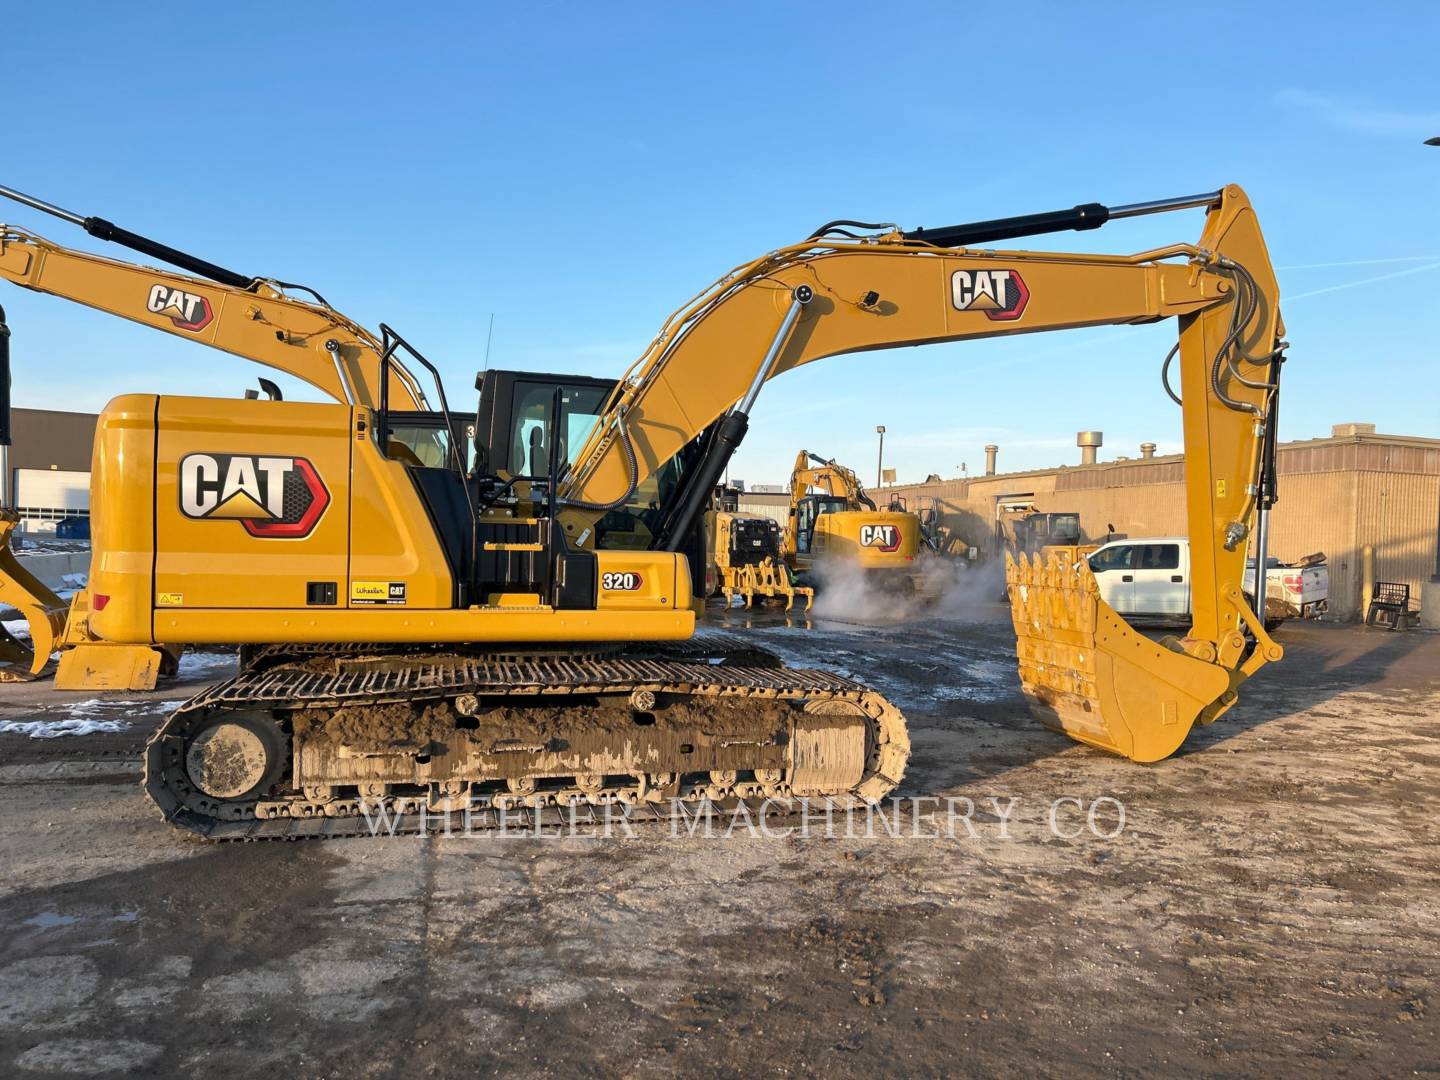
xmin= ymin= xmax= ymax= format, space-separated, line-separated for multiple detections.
xmin=0 ymin=512 xmax=68 ymax=680
xmin=1005 ymin=551 xmax=1230 ymax=763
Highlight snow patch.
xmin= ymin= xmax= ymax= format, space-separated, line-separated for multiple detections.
xmin=0 ymin=717 xmax=130 ymax=738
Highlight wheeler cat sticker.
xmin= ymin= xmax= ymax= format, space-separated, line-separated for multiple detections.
xmin=351 ymin=581 xmax=407 ymax=606
xmin=179 ymin=453 xmax=329 ymax=538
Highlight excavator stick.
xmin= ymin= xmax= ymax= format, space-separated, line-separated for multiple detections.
xmin=0 ymin=512 xmax=67 ymax=680
xmin=1006 ymin=551 xmax=1230 ymax=762
xmin=996 ymin=186 xmax=1285 ymax=762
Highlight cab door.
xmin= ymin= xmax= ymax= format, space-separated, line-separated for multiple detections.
xmin=1132 ymin=542 xmax=1185 ymax=616
xmin=1086 ymin=544 xmax=1136 ymax=613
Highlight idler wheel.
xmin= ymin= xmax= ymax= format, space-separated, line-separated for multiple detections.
xmin=183 ymin=712 xmax=286 ymax=802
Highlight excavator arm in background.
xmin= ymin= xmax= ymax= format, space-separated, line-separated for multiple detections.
xmin=559 ymin=185 xmax=1285 ymax=762
xmin=790 ymin=450 xmax=875 ymax=509
xmin=0 ymin=187 xmax=431 ymax=681
xmin=0 ymin=186 xmax=427 ymax=411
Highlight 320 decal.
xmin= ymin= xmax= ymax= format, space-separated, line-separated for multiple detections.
xmin=601 ymin=571 xmax=644 ymax=591
xmin=179 ymin=453 xmax=330 ymax=539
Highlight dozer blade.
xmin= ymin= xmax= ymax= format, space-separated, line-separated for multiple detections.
xmin=1005 ymin=551 xmax=1229 ymax=762
xmin=0 ymin=512 xmax=68 ymax=680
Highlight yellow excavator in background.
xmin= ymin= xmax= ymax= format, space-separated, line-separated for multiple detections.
xmin=0 ymin=180 xmax=1285 ymax=838
xmin=782 ymin=450 xmax=923 ymax=588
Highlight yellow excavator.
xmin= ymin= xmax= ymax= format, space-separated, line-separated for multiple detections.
xmin=0 ymin=181 xmax=1284 ymax=837
xmin=783 ymin=449 xmax=927 ymax=592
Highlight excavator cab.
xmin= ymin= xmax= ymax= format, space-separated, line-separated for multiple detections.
xmin=793 ymin=494 xmax=848 ymax=555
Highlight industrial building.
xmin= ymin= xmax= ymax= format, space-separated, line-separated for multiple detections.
xmin=5 ymin=408 xmax=1436 ymax=619
xmin=874 ymin=424 xmax=1440 ymax=621
xmin=3 ymin=407 xmax=97 ymax=532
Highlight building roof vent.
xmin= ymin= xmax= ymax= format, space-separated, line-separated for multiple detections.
xmin=1332 ymin=423 xmax=1376 ymax=438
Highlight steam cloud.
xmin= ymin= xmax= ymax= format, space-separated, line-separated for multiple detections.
xmin=810 ymin=556 xmax=1007 ymax=624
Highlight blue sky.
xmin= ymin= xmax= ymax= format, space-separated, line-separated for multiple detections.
xmin=4 ymin=2 xmax=1437 ymax=486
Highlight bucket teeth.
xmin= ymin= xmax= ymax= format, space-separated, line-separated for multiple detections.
xmin=1006 ymin=549 xmax=1228 ymax=763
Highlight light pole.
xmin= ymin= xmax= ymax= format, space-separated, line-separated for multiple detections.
xmin=875 ymin=425 xmax=886 ymax=488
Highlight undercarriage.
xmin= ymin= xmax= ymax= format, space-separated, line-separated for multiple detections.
xmin=145 ymin=637 xmax=910 ymax=840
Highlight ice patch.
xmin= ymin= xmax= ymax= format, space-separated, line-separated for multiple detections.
xmin=178 ymin=650 xmax=237 ymax=678
xmin=1 ymin=697 xmax=184 ymax=738
xmin=0 ymin=718 xmax=130 ymax=738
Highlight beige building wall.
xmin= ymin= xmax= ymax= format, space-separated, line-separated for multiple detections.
xmin=882 ymin=429 xmax=1440 ymax=620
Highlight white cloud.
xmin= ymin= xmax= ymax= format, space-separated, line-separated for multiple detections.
xmin=1275 ymin=88 xmax=1440 ymax=137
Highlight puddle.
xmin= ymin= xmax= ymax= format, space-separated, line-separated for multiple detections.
xmin=24 ymin=912 xmax=81 ymax=930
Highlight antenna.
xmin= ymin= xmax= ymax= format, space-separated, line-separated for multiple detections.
xmin=483 ymin=313 xmax=495 ymax=370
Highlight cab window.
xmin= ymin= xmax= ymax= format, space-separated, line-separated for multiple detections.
xmin=387 ymin=423 xmax=451 ymax=468
xmin=1088 ymin=545 xmax=1134 ymax=573
xmin=510 ymin=382 xmax=611 ymax=478
xmin=796 ymin=495 xmax=847 ymax=553
xmin=1138 ymin=544 xmax=1179 ymax=571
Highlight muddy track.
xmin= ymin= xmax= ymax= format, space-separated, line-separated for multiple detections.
xmin=144 ymin=638 xmax=910 ymax=840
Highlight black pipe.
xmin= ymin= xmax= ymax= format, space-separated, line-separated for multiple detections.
xmin=0 ymin=304 xmax=10 ymax=446
xmin=661 ymin=411 xmax=748 ymax=552
xmin=902 ymin=203 xmax=1110 ymax=248
xmin=546 ymin=385 xmax=563 ymax=600
xmin=0 ymin=187 xmax=256 ymax=289
xmin=80 ymin=216 xmax=254 ymax=289
xmin=1261 ymin=352 xmax=1283 ymax=510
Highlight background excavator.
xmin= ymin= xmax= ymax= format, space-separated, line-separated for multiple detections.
xmin=782 ymin=450 xmax=924 ymax=591
xmin=0 ymin=180 xmax=1284 ymax=837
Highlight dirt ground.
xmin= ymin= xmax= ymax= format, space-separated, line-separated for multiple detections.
xmin=0 ymin=607 xmax=1436 ymax=1078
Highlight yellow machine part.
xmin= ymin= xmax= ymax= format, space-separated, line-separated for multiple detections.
xmin=0 ymin=512 xmax=68 ymax=680
xmin=709 ymin=511 xmax=813 ymax=610
xmin=720 ymin=560 xmax=814 ymax=611
xmin=53 ymin=590 xmax=179 ymax=691
xmin=811 ymin=509 xmax=920 ymax=568
xmin=1006 ymin=550 xmax=1231 ymax=762
xmin=74 ymin=394 xmax=694 ymax=655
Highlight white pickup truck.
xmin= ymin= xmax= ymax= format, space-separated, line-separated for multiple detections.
xmin=1086 ymin=537 xmax=1328 ymax=625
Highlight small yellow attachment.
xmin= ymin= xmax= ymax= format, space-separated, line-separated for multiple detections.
xmin=51 ymin=588 xmax=180 ymax=690
xmin=720 ymin=559 xmax=814 ymax=612
xmin=0 ymin=512 xmax=69 ymax=680
xmin=55 ymin=642 xmax=178 ymax=691
xmin=1005 ymin=550 xmax=1229 ymax=762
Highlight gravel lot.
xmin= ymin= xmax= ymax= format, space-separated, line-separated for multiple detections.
xmin=0 ymin=607 xmax=1436 ymax=1078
